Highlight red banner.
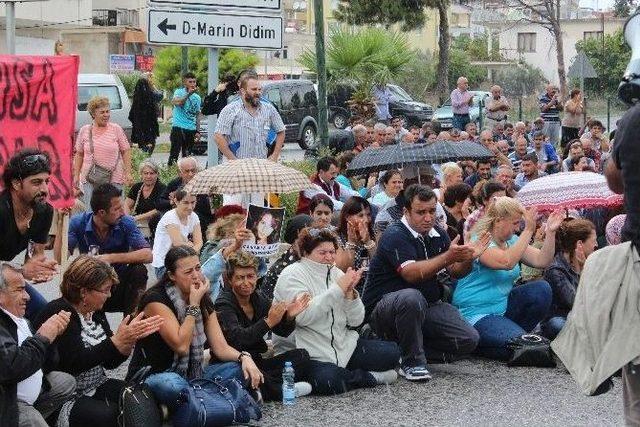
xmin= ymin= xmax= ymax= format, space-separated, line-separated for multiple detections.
xmin=135 ymin=55 xmax=155 ymax=72
xmin=0 ymin=55 xmax=78 ymax=209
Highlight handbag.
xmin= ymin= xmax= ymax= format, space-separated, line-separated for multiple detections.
xmin=118 ymin=366 xmax=163 ymax=427
xmin=85 ymin=126 xmax=121 ymax=186
xmin=173 ymin=377 xmax=262 ymax=427
xmin=506 ymin=334 xmax=557 ymax=368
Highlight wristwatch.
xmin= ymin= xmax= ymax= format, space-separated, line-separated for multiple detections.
xmin=237 ymin=351 xmax=251 ymax=363
xmin=185 ymin=305 xmax=201 ymax=317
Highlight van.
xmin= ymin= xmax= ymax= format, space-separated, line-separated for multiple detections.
xmin=76 ymin=74 xmax=132 ymax=140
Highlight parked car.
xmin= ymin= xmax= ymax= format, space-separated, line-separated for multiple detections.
xmin=193 ymin=79 xmax=319 ymax=154
xmin=431 ymin=91 xmax=491 ymax=130
xmin=76 ymin=74 xmax=132 ymax=140
xmin=328 ymin=83 xmax=433 ymax=129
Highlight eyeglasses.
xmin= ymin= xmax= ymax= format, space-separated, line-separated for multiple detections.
xmin=308 ymin=227 xmax=334 ymax=237
xmin=92 ymin=285 xmax=113 ymax=295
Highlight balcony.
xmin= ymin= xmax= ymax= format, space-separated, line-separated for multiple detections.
xmin=92 ymin=9 xmax=139 ymax=27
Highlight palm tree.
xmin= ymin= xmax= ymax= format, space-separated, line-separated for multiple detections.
xmin=299 ymin=26 xmax=415 ymax=120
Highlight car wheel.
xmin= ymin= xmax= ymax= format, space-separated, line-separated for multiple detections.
xmin=332 ymin=113 xmax=348 ymax=129
xmin=299 ymin=124 xmax=316 ymax=150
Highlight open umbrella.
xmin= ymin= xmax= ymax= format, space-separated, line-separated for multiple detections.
xmin=184 ymin=158 xmax=313 ymax=195
xmin=517 ymin=171 xmax=624 ymax=212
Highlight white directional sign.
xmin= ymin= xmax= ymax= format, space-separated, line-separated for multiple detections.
xmin=148 ymin=0 xmax=280 ymax=10
xmin=147 ymin=9 xmax=283 ymax=49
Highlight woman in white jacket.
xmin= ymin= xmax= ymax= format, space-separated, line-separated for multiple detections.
xmin=273 ymin=227 xmax=400 ymax=395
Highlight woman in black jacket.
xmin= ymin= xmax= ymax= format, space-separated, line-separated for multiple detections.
xmin=214 ymin=249 xmax=312 ymax=401
xmin=35 ymin=256 xmax=162 ymax=427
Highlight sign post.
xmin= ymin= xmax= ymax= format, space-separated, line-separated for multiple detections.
xmin=3 ymin=0 xmax=48 ymax=54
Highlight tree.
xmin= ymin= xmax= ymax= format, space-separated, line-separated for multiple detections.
xmin=299 ymin=27 xmax=415 ymax=119
xmin=335 ymin=0 xmax=452 ymax=102
xmin=575 ymin=29 xmax=631 ymax=95
xmin=153 ymin=47 xmax=259 ymax=94
xmin=613 ymin=0 xmax=636 ymax=17
xmin=494 ymin=62 xmax=546 ymax=97
xmin=514 ymin=0 xmax=567 ymax=98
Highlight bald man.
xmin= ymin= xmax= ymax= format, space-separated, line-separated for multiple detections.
xmin=450 ymin=77 xmax=475 ymax=131
xmin=485 ymin=85 xmax=510 ymax=129
xmin=539 ymin=84 xmax=563 ymax=146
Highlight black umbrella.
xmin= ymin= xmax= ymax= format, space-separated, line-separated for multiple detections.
xmin=346 ymin=140 xmax=493 ymax=177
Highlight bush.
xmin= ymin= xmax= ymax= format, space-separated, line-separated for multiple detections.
xmin=117 ymin=73 xmax=143 ymax=99
xmin=494 ymin=63 xmax=547 ymax=97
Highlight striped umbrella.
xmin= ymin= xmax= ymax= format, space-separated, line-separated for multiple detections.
xmin=517 ymin=171 xmax=624 ymax=212
xmin=184 ymin=158 xmax=313 ymax=195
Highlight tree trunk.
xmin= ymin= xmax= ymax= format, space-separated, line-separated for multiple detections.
xmin=553 ymin=22 xmax=567 ymax=99
xmin=435 ymin=1 xmax=450 ymax=105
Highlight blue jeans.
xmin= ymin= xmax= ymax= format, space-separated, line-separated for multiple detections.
xmin=473 ymin=280 xmax=552 ymax=361
xmin=540 ymin=316 xmax=566 ymax=340
xmin=145 ymin=362 xmax=244 ymax=410
xmin=307 ymin=338 xmax=400 ymax=395
xmin=452 ymin=114 xmax=470 ymax=131
xmin=25 ymin=284 xmax=48 ymax=322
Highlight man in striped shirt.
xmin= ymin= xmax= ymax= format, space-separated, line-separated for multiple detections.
xmin=538 ymin=84 xmax=563 ymax=146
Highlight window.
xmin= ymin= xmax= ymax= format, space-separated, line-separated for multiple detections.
xmin=265 ymin=89 xmax=281 ymax=109
xmin=77 ymin=85 xmax=122 ymax=111
xmin=517 ymin=32 xmax=536 ymax=53
xmin=584 ymin=31 xmax=603 ymax=41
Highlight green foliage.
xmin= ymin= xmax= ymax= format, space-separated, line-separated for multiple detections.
xmin=575 ymin=29 xmax=631 ymax=95
xmin=494 ymin=63 xmax=547 ymax=97
xmin=393 ymin=50 xmax=437 ymax=100
xmin=334 ymin=0 xmax=432 ymax=31
xmin=447 ymin=48 xmax=485 ymax=89
xmin=129 ymin=147 xmax=179 ymax=190
xmin=279 ymin=159 xmax=316 ymax=223
xmin=613 ymin=0 xmax=636 ymax=17
xmin=451 ymin=34 xmax=502 ymax=62
xmin=117 ymin=73 xmax=143 ymax=98
xmin=299 ymin=26 xmax=415 ymax=104
xmin=153 ymin=47 xmax=259 ymax=94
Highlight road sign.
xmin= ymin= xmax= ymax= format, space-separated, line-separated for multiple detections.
xmin=148 ymin=9 xmax=283 ymax=49
xmin=148 ymin=0 xmax=280 ymax=10
xmin=567 ymin=51 xmax=598 ymax=79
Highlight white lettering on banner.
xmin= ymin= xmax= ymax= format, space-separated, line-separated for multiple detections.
xmin=148 ymin=9 xmax=283 ymax=49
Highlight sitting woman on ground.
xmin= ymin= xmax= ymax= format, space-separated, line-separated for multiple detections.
xmin=124 ymin=160 xmax=166 ymax=239
xmin=368 ymin=169 xmax=403 ymax=208
xmin=540 ymin=218 xmax=597 ymax=339
xmin=213 ymin=250 xmax=313 ymax=401
xmin=463 ymin=181 xmax=507 ymax=242
xmin=127 ymin=245 xmax=263 ymax=410
xmin=443 ymin=183 xmax=473 ymax=242
xmin=273 ymin=228 xmax=400 ymax=395
xmin=259 ymin=214 xmax=313 ymax=300
xmin=309 ymin=194 xmax=335 ymax=230
xmin=452 ymin=197 xmax=563 ymax=361
xmin=34 ymin=256 xmax=163 ymax=427
xmin=335 ymin=197 xmax=377 ymax=293
xmin=199 ymin=205 xmax=246 ymax=264
xmin=152 ymin=188 xmax=203 ymax=278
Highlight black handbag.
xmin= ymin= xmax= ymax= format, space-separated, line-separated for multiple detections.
xmin=173 ymin=377 xmax=261 ymax=427
xmin=118 ymin=366 xmax=163 ymax=427
xmin=506 ymin=334 xmax=557 ymax=368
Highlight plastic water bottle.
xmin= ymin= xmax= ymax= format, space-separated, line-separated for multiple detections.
xmin=282 ymin=361 xmax=295 ymax=405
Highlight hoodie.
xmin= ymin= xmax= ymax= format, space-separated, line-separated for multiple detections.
xmin=272 ymin=258 xmax=364 ymax=368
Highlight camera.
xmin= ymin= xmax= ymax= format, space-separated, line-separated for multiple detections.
xmin=619 ymin=11 xmax=640 ymax=105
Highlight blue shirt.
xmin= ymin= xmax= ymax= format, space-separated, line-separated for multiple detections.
xmin=68 ymin=212 xmax=150 ymax=273
xmin=452 ymin=236 xmax=521 ymax=325
xmin=172 ymin=87 xmax=202 ymax=130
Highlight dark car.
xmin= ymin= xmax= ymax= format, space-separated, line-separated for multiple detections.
xmin=193 ymin=79 xmax=318 ymax=154
xmin=328 ymin=83 xmax=433 ymax=128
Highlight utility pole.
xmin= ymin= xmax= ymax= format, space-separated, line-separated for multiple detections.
xmin=181 ymin=46 xmax=188 ymax=75
xmin=5 ymin=1 xmax=16 ymax=54
xmin=313 ymin=0 xmax=328 ymax=147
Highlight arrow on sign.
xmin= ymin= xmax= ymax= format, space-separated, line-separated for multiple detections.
xmin=158 ymin=18 xmax=176 ymax=35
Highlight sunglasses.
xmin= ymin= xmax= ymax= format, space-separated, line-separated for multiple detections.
xmin=18 ymin=154 xmax=50 ymax=179
xmin=308 ymin=227 xmax=334 ymax=237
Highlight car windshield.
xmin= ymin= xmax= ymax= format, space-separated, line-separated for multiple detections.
xmin=78 ymin=85 xmax=122 ymax=111
xmin=388 ymin=85 xmax=413 ymax=102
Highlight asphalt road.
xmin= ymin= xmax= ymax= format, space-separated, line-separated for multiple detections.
xmin=28 ymin=254 xmax=623 ymax=427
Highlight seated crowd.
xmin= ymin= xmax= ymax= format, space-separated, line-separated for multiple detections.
xmin=0 ymin=109 xmax=622 ymax=425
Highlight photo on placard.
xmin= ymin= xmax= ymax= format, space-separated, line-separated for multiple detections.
xmin=242 ymin=204 xmax=285 ymax=257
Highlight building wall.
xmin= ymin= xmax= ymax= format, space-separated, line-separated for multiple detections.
xmin=497 ymin=18 xmax=625 ymax=84
xmin=62 ymin=32 xmax=119 ymax=73
xmin=0 ymin=0 xmax=92 ymax=25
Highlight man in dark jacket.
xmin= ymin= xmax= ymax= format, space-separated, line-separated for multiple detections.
xmin=0 ymin=263 xmax=75 ymax=427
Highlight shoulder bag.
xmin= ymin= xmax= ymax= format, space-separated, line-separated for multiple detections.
xmin=506 ymin=334 xmax=556 ymax=368
xmin=118 ymin=366 xmax=163 ymax=427
xmin=173 ymin=377 xmax=262 ymax=427
xmin=86 ymin=126 xmax=121 ymax=186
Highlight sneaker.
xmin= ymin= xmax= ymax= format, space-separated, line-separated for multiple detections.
xmin=249 ymin=388 xmax=263 ymax=405
xmin=399 ymin=365 xmax=432 ymax=381
xmin=369 ymin=369 xmax=398 ymax=385
xmin=294 ymin=381 xmax=312 ymax=397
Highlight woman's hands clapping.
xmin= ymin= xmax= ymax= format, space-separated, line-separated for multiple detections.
xmin=111 ymin=312 xmax=164 ymax=355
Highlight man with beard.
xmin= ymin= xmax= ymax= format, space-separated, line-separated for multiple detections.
xmin=215 ymin=73 xmax=286 ymax=206
xmin=0 ymin=149 xmax=58 ymax=321
xmin=464 ymin=159 xmax=492 ymax=188
xmin=168 ymin=72 xmax=202 ymax=166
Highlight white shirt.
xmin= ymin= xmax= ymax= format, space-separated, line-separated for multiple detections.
xmin=152 ymin=209 xmax=200 ymax=267
xmin=1 ymin=308 xmax=43 ymax=405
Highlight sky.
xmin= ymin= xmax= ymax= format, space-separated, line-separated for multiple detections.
xmin=580 ymin=0 xmax=615 ymax=10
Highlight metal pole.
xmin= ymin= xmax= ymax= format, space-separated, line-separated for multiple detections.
xmin=6 ymin=2 xmax=16 ymax=55
xmin=478 ymin=98 xmax=484 ymax=130
xmin=207 ymin=48 xmax=219 ymax=168
xmin=181 ymin=46 xmax=188 ymax=75
xmin=607 ymin=97 xmax=611 ymax=131
xmin=518 ymin=98 xmax=522 ymax=121
xmin=314 ymin=0 xmax=329 ymax=147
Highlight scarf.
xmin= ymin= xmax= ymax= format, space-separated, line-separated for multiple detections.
xmin=166 ymin=284 xmax=206 ymax=379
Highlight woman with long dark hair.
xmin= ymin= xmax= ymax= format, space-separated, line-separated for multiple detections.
xmin=129 ymin=74 xmax=162 ymax=154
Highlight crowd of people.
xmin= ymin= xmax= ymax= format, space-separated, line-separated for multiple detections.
xmin=0 ymin=69 xmax=636 ymax=427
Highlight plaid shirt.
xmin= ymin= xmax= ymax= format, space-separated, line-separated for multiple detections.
xmin=215 ymin=99 xmax=285 ymax=159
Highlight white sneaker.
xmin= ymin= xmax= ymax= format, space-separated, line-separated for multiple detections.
xmin=294 ymin=381 xmax=312 ymax=397
xmin=398 ymin=365 xmax=432 ymax=381
xmin=369 ymin=369 xmax=398 ymax=385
